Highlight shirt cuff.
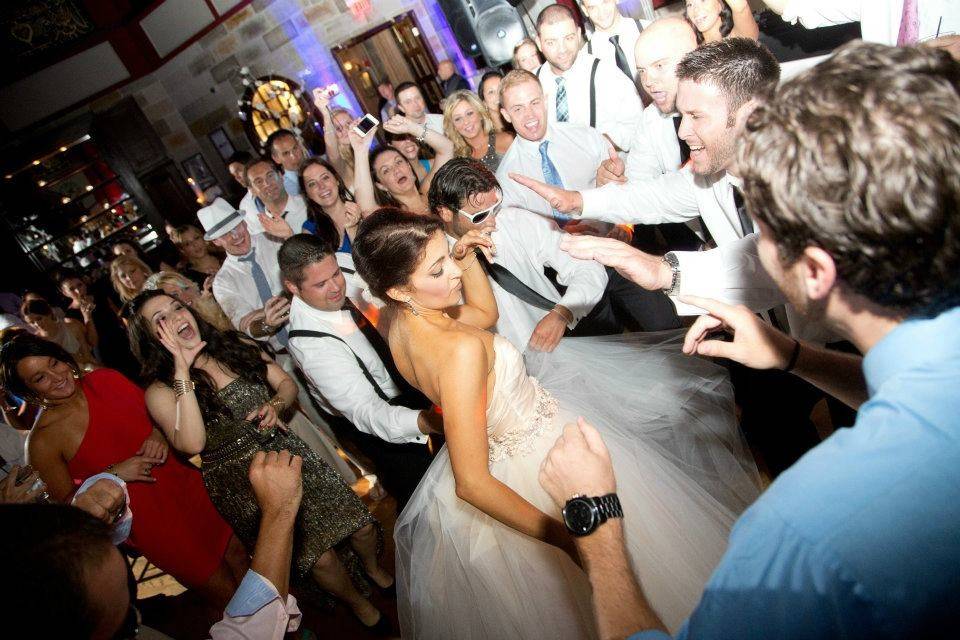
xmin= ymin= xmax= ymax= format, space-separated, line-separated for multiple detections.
xmin=580 ymin=186 xmax=612 ymax=220
xmin=399 ymin=410 xmax=428 ymax=444
xmin=628 ymin=631 xmax=673 ymax=640
xmin=225 ymin=570 xmax=282 ymax=618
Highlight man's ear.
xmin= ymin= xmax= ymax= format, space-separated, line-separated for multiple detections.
xmin=437 ymin=206 xmax=455 ymax=224
xmin=500 ymin=106 xmax=513 ymax=125
xmin=283 ymin=280 xmax=299 ymax=297
xmin=799 ymin=246 xmax=838 ymax=302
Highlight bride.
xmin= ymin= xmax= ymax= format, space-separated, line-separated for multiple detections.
xmin=353 ymin=209 xmax=761 ymax=638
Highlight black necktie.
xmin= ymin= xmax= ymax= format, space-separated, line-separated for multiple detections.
xmin=673 ymin=115 xmax=691 ymax=167
xmin=732 ymin=186 xmax=755 ymax=236
xmin=342 ymin=298 xmax=408 ymax=391
xmin=476 ymin=251 xmax=556 ymax=312
xmin=609 ymin=35 xmax=632 ymax=79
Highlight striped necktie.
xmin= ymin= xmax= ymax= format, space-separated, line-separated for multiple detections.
xmin=555 ymin=76 xmax=569 ymax=122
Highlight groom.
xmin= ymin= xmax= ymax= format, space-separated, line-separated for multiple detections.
xmin=538 ymin=42 xmax=960 ymax=639
xmin=429 ymin=157 xmax=612 ymax=353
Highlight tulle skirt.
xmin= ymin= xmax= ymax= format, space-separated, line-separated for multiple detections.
xmin=396 ymin=332 xmax=761 ymax=639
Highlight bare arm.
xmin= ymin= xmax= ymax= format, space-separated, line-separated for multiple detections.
xmin=439 ymin=337 xmax=570 ymax=551
xmin=728 ymin=0 xmax=761 ymax=39
xmin=313 ymin=89 xmax=348 ymax=177
xmin=417 ymin=127 xmax=455 ymax=194
xmin=349 ymin=122 xmax=379 ymax=214
xmin=444 ymin=232 xmax=499 ymax=330
xmin=247 ymin=450 xmax=302 ymax=599
xmin=25 ymin=432 xmax=75 ymax=502
xmin=78 ymin=300 xmax=99 ymax=348
xmin=145 ymin=381 xmax=207 ymax=455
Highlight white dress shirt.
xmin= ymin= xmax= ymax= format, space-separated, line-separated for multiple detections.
xmin=451 ymin=208 xmax=608 ymax=351
xmin=497 ymin=122 xmax=611 ymax=221
xmin=238 ymin=189 xmax=257 ymax=221
xmin=244 ymin=194 xmax=309 ymax=236
xmin=425 ymin=112 xmax=445 ymax=134
xmin=625 ymin=103 xmax=684 ymax=181
xmin=780 ymin=0 xmax=958 ymax=45
xmin=287 ymin=296 xmax=425 ymax=445
xmin=536 ymin=52 xmax=642 ymax=151
xmin=585 ymin=15 xmax=652 ymax=84
xmin=212 ymin=232 xmax=285 ymax=350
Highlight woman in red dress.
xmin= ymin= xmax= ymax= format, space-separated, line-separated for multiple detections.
xmin=0 ymin=333 xmax=247 ymax=608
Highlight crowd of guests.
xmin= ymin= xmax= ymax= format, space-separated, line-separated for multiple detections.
xmin=2 ymin=1 xmax=958 ymax=638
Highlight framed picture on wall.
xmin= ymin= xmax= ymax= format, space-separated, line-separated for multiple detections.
xmin=181 ymin=153 xmax=217 ymax=189
xmin=208 ymin=127 xmax=237 ymax=161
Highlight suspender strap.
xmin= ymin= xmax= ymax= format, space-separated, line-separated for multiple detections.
xmin=589 ymin=57 xmax=600 ymax=128
xmin=587 ymin=39 xmax=593 ymax=55
xmin=635 ymin=18 xmax=644 ymax=33
xmin=287 ymin=329 xmax=390 ymax=402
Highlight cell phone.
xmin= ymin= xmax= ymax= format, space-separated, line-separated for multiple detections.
xmin=353 ymin=114 xmax=379 ymax=137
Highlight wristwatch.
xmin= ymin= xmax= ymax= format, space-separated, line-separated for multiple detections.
xmin=562 ymin=493 xmax=623 ymax=537
xmin=661 ymin=252 xmax=680 ymax=296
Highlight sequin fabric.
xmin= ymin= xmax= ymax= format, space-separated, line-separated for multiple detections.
xmin=200 ymin=377 xmax=378 ymax=606
xmin=488 ymin=378 xmax=559 ymax=463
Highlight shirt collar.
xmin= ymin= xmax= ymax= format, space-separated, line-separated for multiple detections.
xmin=862 ymin=306 xmax=960 ymax=396
xmin=290 ymin=293 xmax=350 ymax=325
xmin=515 ymin=125 xmax=556 ymax=155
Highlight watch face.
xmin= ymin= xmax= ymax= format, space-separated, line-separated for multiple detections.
xmin=563 ymin=498 xmax=598 ymax=536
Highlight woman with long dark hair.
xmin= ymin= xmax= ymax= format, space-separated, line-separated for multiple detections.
xmin=685 ymin=0 xmax=759 ymax=44
xmin=0 ymin=332 xmax=247 ymax=610
xmin=299 ymin=157 xmax=363 ymax=253
xmin=126 ymin=290 xmax=393 ymax=631
xmin=353 ymin=209 xmax=760 ymax=638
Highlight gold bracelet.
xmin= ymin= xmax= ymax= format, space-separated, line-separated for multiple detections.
xmin=268 ymin=396 xmax=286 ymax=413
xmin=172 ymin=379 xmax=195 ymax=398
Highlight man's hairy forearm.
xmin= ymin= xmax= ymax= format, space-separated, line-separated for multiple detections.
xmin=576 ymin=521 xmax=667 ymax=639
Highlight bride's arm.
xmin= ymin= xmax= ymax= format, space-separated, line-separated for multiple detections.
xmin=445 ymin=231 xmax=499 ymax=330
xmin=439 ymin=335 xmax=571 ymax=550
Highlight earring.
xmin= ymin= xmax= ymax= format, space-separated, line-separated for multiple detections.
xmin=405 ymin=299 xmax=419 ymax=316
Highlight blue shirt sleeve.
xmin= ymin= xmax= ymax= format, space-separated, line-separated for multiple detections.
xmin=224 ymin=570 xmax=281 ymax=618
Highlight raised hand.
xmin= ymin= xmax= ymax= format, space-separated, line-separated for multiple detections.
xmin=263 ymin=295 xmax=291 ymax=330
xmin=248 ymin=449 xmax=303 ymax=519
xmin=137 ymin=429 xmax=169 ymax=464
xmin=559 ymin=235 xmax=672 ymax=291
xmin=382 ymin=114 xmax=416 ymax=136
xmin=79 ymin=297 xmax=96 ymax=321
xmin=508 ymin=173 xmax=584 ymax=215
xmin=157 ymin=318 xmax=206 ymax=373
xmin=112 ymin=453 xmax=165 ymax=483
xmin=348 ymin=118 xmax=378 ymax=152
xmin=679 ymin=295 xmax=796 ymax=369
xmin=258 ymin=212 xmax=294 ymax=239
xmin=312 ymin=87 xmax=331 ymax=112
xmin=595 ymin=145 xmax=627 ymax=187
xmin=343 ymin=201 xmax=363 ymax=230
xmin=452 ymin=228 xmax=497 ymax=262
xmin=73 ymin=479 xmax=126 ymax=523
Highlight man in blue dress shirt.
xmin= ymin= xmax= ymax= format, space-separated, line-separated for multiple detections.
xmin=537 ymin=41 xmax=960 ymax=639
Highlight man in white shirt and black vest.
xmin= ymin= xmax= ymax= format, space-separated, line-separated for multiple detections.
xmin=281 ymin=233 xmax=438 ymax=508
xmin=580 ymin=0 xmax=654 ymax=85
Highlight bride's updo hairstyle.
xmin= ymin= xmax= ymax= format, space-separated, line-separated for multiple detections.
xmin=353 ymin=207 xmax=444 ymax=303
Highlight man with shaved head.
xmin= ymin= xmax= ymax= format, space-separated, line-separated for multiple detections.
xmin=438 ymin=59 xmax=469 ymax=96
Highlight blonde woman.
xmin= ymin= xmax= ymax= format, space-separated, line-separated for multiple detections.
xmin=142 ymin=271 xmax=233 ymax=332
xmin=313 ymin=89 xmax=357 ymax=193
xmin=110 ymin=255 xmax=153 ymax=303
xmin=442 ymin=90 xmax=514 ymax=172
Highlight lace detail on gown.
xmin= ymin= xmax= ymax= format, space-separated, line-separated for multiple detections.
xmin=488 ymin=378 xmax=558 ymax=462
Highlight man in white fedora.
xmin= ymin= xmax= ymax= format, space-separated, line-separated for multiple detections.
xmin=199 ymin=198 xmax=356 ymax=479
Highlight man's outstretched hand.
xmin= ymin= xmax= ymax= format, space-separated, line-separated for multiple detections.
xmin=509 ymin=174 xmax=585 ymax=215
xmin=560 ymin=235 xmax=672 ymax=291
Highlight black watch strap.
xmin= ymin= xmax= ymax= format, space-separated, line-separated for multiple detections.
xmin=595 ymin=493 xmax=623 ymax=524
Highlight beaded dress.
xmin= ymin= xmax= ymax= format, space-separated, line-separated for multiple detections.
xmin=200 ymin=377 xmax=377 ymax=604
xmin=395 ymin=333 xmax=762 ymax=638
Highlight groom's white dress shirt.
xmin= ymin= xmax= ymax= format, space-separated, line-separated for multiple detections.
xmin=287 ymin=295 xmax=426 ymax=445
xmin=450 ymin=207 xmax=608 ymax=352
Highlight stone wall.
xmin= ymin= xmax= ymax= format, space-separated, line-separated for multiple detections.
xmin=100 ymin=0 xmax=464 ymax=197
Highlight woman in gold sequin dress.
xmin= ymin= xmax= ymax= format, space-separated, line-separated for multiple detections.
xmin=126 ymin=290 xmax=394 ymax=631
xmin=354 ymin=211 xmax=761 ymax=639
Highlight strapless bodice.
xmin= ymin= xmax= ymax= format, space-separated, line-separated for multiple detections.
xmin=486 ymin=335 xmax=559 ymax=462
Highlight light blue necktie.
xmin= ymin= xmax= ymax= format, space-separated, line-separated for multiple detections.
xmin=555 ymin=77 xmax=569 ymax=122
xmin=539 ymin=141 xmax=570 ymax=226
xmin=239 ymin=249 xmax=288 ymax=346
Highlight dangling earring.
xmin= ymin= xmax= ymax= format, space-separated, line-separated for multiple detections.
xmin=405 ymin=298 xmax=419 ymax=316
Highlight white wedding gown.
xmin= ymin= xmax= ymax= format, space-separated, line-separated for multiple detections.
xmin=395 ymin=332 xmax=761 ymax=638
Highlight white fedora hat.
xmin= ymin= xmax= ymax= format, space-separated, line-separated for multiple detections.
xmin=198 ymin=198 xmax=244 ymax=241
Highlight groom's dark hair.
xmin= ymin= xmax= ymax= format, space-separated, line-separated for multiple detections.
xmin=278 ymin=233 xmax=338 ymax=287
xmin=428 ymin=157 xmax=501 ymax=218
